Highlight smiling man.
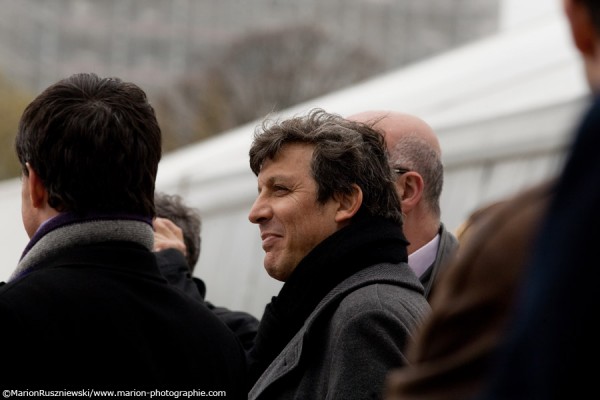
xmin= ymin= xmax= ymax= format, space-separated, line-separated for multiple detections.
xmin=245 ymin=108 xmax=430 ymax=400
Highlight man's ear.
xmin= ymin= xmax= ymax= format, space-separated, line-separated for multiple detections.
xmin=398 ymin=171 xmax=424 ymax=214
xmin=564 ymin=0 xmax=597 ymax=57
xmin=26 ymin=163 xmax=47 ymax=209
xmin=334 ymin=184 xmax=363 ymax=223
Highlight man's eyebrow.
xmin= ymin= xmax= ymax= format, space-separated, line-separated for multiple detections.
xmin=266 ymin=174 xmax=292 ymax=183
xmin=257 ymin=175 xmax=282 ymax=190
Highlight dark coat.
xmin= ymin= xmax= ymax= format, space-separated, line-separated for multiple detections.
xmin=155 ymin=248 xmax=259 ymax=351
xmin=249 ymin=264 xmax=430 ymax=400
xmin=0 ymin=241 xmax=247 ymax=395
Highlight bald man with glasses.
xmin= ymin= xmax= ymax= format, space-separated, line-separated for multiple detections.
xmin=348 ymin=111 xmax=458 ymax=300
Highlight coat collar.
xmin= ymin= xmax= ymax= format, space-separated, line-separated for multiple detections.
xmin=10 ymin=213 xmax=154 ymax=282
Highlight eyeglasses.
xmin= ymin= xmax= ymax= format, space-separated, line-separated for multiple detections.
xmin=393 ymin=166 xmax=410 ymax=175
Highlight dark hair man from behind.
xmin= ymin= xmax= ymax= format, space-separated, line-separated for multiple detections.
xmin=246 ymin=108 xmax=430 ymax=399
xmin=154 ymin=192 xmax=259 ymax=350
xmin=15 ymin=73 xmax=159 ymax=219
xmin=0 ymin=73 xmax=246 ymax=393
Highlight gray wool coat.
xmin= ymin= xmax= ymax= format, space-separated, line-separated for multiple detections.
xmin=249 ymin=262 xmax=431 ymax=400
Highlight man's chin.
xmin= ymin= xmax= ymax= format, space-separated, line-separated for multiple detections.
xmin=264 ymin=262 xmax=288 ymax=282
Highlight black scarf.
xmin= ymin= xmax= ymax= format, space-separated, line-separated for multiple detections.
xmin=246 ymin=215 xmax=408 ymax=388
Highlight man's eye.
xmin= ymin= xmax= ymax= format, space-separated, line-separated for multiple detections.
xmin=273 ymin=185 xmax=289 ymax=193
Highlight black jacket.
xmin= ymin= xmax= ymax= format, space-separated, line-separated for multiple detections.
xmin=155 ymin=249 xmax=259 ymax=351
xmin=0 ymin=216 xmax=246 ymax=396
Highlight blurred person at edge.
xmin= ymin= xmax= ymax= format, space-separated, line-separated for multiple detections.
xmin=473 ymin=0 xmax=600 ymax=397
xmin=245 ymin=108 xmax=430 ymax=399
xmin=153 ymin=191 xmax=259 ymax=351
xmin=0 ymin=72 xmax=246 ymax=394
xmin=349 ymin=111 xmax=458 ymax=301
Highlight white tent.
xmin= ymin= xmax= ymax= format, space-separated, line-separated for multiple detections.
xmin=0 ymin=2 xmax=590 ymax=318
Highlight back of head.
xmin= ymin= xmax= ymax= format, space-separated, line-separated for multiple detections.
xmin=15 ymin=73 xmax=162 ymax=217
xmin=249 ymin=108 xmax=403 ymax=225
xmin=155 ymin=192 xmax=202 ymax=270
xmin=349 ymin=110 xmax=444 ymax=219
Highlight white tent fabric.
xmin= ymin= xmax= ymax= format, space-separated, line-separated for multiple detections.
xmin=0 ymin=179 xmax=28 ymax=273
xmin=0 ymin=10 xmax=590 ymax=318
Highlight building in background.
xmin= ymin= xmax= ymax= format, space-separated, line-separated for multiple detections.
xmin=0 ymin=0 xmax=499 ymax=96
xmin=0 ymin=0 xmax=501 ymax=176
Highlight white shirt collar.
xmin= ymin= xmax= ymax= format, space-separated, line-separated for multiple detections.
xmin=408 ymin=233 xmax=440 ymax=278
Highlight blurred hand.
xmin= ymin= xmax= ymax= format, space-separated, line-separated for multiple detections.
xmin=153 ymin=217 xmax=187 ymax=256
